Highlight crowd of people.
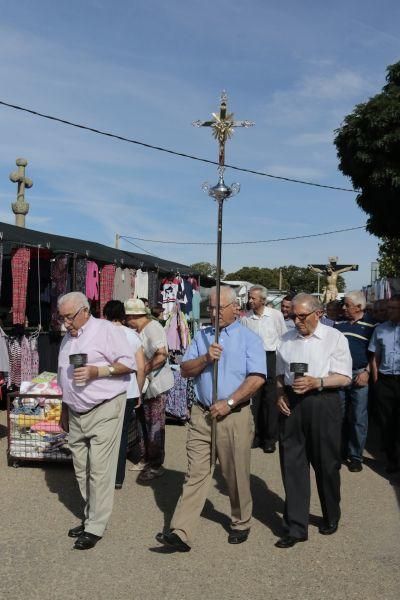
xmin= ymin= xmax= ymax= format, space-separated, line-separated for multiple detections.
xmin=55 ymin=286 xmax=400 ymax=551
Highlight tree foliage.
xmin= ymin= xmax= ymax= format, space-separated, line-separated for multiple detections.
xmin=377 ymin=237 xmax=400 ymax=277
xmin=334 ymin=61 xmax=400 ymax=237
xmin=225 ymin=265 xmax=345 ymax=293
xmin=190 ymin=262 xmax=224 ymax=279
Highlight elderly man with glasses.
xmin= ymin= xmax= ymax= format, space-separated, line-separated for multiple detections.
xmin=155 ymin=285 xmax=266 ymax=552
xmin=57 ymin=292 xmax=135 ymax=550
xmin=275 ymin=293 xmax=352 ymax=548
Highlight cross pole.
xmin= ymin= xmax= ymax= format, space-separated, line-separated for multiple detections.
xmin=193 ymin=91 xmax=254 ymax=466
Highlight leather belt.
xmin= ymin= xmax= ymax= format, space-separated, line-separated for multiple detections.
xmin=194 ymin=400 xmax=250 ymax=413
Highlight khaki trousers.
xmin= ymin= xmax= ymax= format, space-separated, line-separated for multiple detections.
xmin=171 ymin=403 xmax=254 ymax=546
xmin=68 ymin=393 xmax=125 ymax=537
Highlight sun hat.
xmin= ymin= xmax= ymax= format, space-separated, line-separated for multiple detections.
xmin=124 ymin=298 xmax=148 ymax=316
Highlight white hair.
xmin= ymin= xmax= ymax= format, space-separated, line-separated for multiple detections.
xmin=292 ymin=293 xmax=322 ymax=312
xmin=210 ymin=285 xmax=238 ymax=304
xmin=57 ymin=292 xmax=90 ymax=311
xmin=345 ymin=290 xmax=366 ymax=310
xmin=249 ymin=285 xmax=267 ymax=300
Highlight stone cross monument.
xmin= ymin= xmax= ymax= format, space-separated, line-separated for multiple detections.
xmin=10 ymin=158 xmax=33 ymax=227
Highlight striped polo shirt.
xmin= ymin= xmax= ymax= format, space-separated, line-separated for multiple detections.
xmin=335 ymin=314 xmax=376 ymax=370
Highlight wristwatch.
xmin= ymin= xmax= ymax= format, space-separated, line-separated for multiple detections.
xmin=109 ymin=366 xmax=116 ymax=377
xmin=318 ymin=378 xmax=324 ymax=392
xmin=226 ymin=398 xmax=235 ymax=409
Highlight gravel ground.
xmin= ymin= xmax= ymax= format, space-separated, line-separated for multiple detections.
xmin=0 ymin=409 xmax=399 ymax=600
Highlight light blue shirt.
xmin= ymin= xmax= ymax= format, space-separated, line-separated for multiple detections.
xmin=183 ymin=320 xmax=267 ymax=407
xmin=368 ymin=320 xmax=400 ymax=375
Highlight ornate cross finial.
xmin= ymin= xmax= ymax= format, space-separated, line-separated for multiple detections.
xmin=193 ymin=90 xmax=254 ymax=167
xmin=10 ymin=158 xmax=33 ymax=227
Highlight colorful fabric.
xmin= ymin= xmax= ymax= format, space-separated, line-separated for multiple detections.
xmin=75 ymin=258 xmax=87 ymax=293
xmin=85 ymin=261 xmax=99 ymax=300
xmin=135 ymin=393 xmax=167 ymax=468
xmin=165 ymin=369 xmax=189 ymax=420
xmin=11 ymin=248 xmax=30 ymax=324
xmin=50 ymin=256 xmax=69 ymax=329
xmin=147 ymin=271 xmax=159 ymax=307
xmin=21 ymin=335 xmax=39 ymax=382
xmin=99 ymin=264 xmax=116 ymax=318
xmin=8 ymin=336 xmax=22 ymax=387
xmin=112 ymin=267 xmax=135 ymax=301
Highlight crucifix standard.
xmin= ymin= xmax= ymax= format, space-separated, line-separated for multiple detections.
xmin=10 ymin=158 xmax=33 ymax=227
xmin=193 ymin=91 xmax=254 ymax=465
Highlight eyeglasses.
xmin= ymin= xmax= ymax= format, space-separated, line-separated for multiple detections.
xmin=292 ymin=310 xmax=317 ymax=322
xmin=206 ymin=302 xmax=235 ymax=313
xmin=57 ymin=306 xmax=86 ymax=324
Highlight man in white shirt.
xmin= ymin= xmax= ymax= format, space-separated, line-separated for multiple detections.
xmin=241 ymin=285 xmax=287 ymax=453
xmin=275 ymin=293 xmax=352 ymax=548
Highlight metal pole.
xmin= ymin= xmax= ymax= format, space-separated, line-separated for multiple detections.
xmin=211 ymin=198 xmax=224 ymax=466
xmin=115 ymin=233 xmax=120 ymax=249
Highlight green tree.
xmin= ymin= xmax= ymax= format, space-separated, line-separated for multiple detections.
xmin=190 ymin=262 xmax=224 ymax=279
xmin=225 ymin=265 xmax=345 ymax=293
xmin=224 ymin=266 xmax=280 ymax=288
xmin=377 ymin=237 xmax=400 ymax=277
xmin=334 ymin=61 xmax=400 ymax=237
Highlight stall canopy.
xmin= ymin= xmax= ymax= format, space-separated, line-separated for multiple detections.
xmin=0 ymin=221 xmax=194 ymax=275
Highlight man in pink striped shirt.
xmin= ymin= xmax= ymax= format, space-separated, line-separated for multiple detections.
xmin=58 ymin=292 xmax=134 ymax=550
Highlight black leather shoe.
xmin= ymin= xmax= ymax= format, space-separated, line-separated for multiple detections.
xmin=155 ymin=531 xmax=191 ymax=552
xmin=263 ymin=443 xmax=276 ymax=454
xmin=348 ymin=459 xmax=362 ymax=472
xmin=319 ymin=521 xmax=339 ymax=535
xmin=68 ymin=524 xmax=84 ymax=538
xmin=252 ymin=437 xmax=261 ymax=449
xmin=228 ymin=528 xmax=250 ymax=544
xmin=73 ymin=532 xmax=101 ymax=550
xmin=275 ymin=535 xmax=307 ymax=548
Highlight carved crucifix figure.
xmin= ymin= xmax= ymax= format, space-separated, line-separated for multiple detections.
xmin=308 ymin=257 xmax=358 ymax=303
xmin=10 ymin=158 xmax=33 ymax=227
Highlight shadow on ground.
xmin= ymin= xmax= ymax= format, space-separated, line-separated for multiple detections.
xmin=44 ymin=463 xmax=83 ymax=519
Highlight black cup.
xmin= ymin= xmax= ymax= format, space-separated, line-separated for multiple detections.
xmin=69 ymin=353 xmax=88 ymax=368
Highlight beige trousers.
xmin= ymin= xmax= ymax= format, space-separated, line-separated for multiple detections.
xmin=68 ymin=393 xmax=125 ymax=537
xmin=171 ymin=403 xmax=254 ymax=546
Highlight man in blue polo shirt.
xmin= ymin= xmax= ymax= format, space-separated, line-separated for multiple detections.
xmin=369 ymin=295 xmax=400 ymax=474
xmin=155 ymin=285 xmax=266 ymax=551
xmin=335 ymin=291 xmax=375 ymax=472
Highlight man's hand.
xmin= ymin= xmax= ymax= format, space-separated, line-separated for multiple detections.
xmin=277 ymin=396 xmax=291 ymax=416
xmin=207 ymin=343 xmax=223 ymax=362
xmin=353 ymin=370 xmax=369 ymax=387
xmin=73 ymin=365 xmax=98 ymax=386
xmin=210 ymin=399 xmax=231 ymax=419
xmin=291 ymin=376 xmax=319 ymax=395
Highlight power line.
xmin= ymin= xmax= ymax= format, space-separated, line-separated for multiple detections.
xmin=118 ymin=236 xmax=154 ymax=255
xmin=0 ymin=99 xmax=357 ymax=193
xmin=119 ymin=225 xmax=366 ymax=247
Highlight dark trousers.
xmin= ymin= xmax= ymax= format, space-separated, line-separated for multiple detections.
xmin=279 ymin=390 xmax=342 ymax=539
xmin=116 ymin=397 xmax=138 ymax=486
xmin=375 ymin=375 xmax=400 ymax=466
xmin=252 ymin=351 xmax=278 ymax=445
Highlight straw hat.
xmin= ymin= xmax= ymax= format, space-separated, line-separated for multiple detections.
xmin=124 ymin=298 xmax=147 ymax=315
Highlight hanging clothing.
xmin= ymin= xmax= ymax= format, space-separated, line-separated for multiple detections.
xmin=112 ymin=267 xmax=135 ymax=301
xmin=11 ymin=248 xmax=31 ymax=324
xmin=134 ymin=269 xmax=149 ymax=299
xmin=165 ymin=368 xmax=189 ymax=421
xmin=99 ymin=264 xmax=116 ymax=318
xmin=191 ymin=290 xmax=201 ymax=321
xmin=85 ymin=261 xmax=99 ymax=300
xmin=8 ymin=337 xmax=22 ymax=387
xmin=21 ymin=335 xmax=39 ymax=382
xmin=161 ymin=280 xmax=179 ymax=319
xmin=75 ymin=258 xmax=87 ymax=293
xmin=182 ymin=279 xmax=194 ymax=314
xmin=0 ymin=327 xmax=9 ymax=372
xmin=50 ymin=255 xmax=70 ymax=329
xmin=147 ymin=271 xmax=159 ymax=307
xmin=164 ymin=306 xmax=191 ymax=352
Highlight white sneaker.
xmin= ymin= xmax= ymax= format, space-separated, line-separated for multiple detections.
xmin=128 ymin=461 xmax=147 ymax=471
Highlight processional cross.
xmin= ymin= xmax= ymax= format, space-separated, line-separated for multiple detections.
xmin=193 ymin=91 xmax=254 ymax=465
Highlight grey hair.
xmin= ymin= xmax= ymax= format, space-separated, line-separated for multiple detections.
xmin=210 ymin=285 xmax=238 ymax=304
xmin=292 ymin=293 xmax=322 ymax=312
xmin=249 ymin=285 xmax=267 ymax=300
xmin=57 ymin=292 xmax=90 ymax=311
xmin=345 ymin=290 xmax=366 ymax=310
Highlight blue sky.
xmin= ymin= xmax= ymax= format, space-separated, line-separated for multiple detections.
xmin=0 ymin=1 xmax=398 ymax=290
